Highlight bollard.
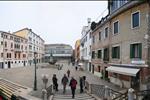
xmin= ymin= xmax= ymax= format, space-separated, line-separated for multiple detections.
xmin=42 ymin=89 xmax=47 ymax=100
xmin=42 ymin=74 xmax=49 ymax=89
xmin=128 ymin=88 xmax=134 ymax=100
xmin=104 ymin=85 xmax=110 ymax=100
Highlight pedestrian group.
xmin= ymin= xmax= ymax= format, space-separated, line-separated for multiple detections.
xmin=52 ymin=69 xmax=86 ymax=99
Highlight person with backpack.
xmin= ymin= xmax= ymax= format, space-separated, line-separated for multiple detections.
xmin=69 ymin=76 xmax=77 ymax=99
xmin=61 ymin=74 xmax=68 ymax=94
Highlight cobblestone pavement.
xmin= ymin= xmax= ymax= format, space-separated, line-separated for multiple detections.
xmin=0 ymin=61 xmax=125 ymax=98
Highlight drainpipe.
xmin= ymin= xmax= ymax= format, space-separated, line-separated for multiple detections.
xmin=148 ymin=1 xmax=150 ymax=66
xmin=3 ymin=32 xmax=5 ymax=69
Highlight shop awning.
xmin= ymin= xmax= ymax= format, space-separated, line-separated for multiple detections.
xmin=106 ymin=66 xmax=140 ymax=76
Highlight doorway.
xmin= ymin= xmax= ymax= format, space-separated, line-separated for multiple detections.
xmin=8 ymin=61 xmax=11 ymax=68
xmin=92 ymin=65 xmax=94 ymax=74
xmin=23 ymin=61 xmax=26 ymax=66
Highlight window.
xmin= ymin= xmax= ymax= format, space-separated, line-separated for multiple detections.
xmin=104 ymin=48 xmax=109 ymax=61
xmin=98 ymin=66 xmax=101 ymax=72
xmin=105 ymin=27 xmax=108 ymax=38
xmin=92 ymin=36 xmax=95 ymax=44
xmin=29 ymin=45 xmax=32 ymax=50
xmin=11 ymin=43 xmax=13 ymax=48
xmin=1 ymin=53 xmax=3 ymax=57
xmin=113 ymin=21 xmax=119 ymax=34
xmin=25 ymin=46 xmax=27 ymax=50
xmin=89 ymin=32 xmax=92 ymax=38
xmin=7 ymin=53 xmax=9 ymax=58
xmin=99 ymin=32 xmax=101 ymax=41
xmin=112 ymin=46 xmax=120 ymax=59
xmin=4 ymin=41 xmax=7 ymax=47
xmin=18 ymin=53 xmax=20 ymax=59
xmin=120 ymin=0 xmax=128 ymax=7
xmin=7 ymin=53 xmax=11 ymax=58
xmin=23 ymin=54 xmax=26 ymax=58
xmin=130 ymin=43 xmax=142 ymax=59
xmin=21 ymin=45 xmax=23 ymax=50
xmin=15 ymin=53 xmax=17 ymax=58
xmin=92 ymin=51 xmax=95 ymax=59
xmin=132 ymin=11 xmax=140 ymax=28
xmin=1 ymin=41 xmax=3 ymax=45
xmin=98 ymin=50 xmax=102 ymax=59
xmin=10 ymin=36 xmax=13 ymax=40
xmin=1 ymin=33 xmax=3 ymax=38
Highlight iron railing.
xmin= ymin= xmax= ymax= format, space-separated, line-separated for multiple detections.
xmin=85 ymin=81 xmax=125 ymax=100
xmin=46 ymin=84 xmax=53 ymax=98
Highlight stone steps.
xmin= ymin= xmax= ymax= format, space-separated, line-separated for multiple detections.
xmin=53 ymin=92 xmax=96 ymax=100
xmin=0 ymin=78 xmax=29 ymax=100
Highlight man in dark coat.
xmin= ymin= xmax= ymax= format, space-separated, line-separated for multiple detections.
xmin=52 ymin=74 xmax=58 ymax=91
xmin=79 ymin=77 xmax=83 ymax=93
xmin=69 ymin=77 xmax=77 ymax=98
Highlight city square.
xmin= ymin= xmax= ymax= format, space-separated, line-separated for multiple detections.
xmin=0 ymin=0 xmax=150 ymax=100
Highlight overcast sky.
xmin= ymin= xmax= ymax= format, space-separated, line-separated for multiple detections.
xmin=0 ymin=1 xmax=108 ymax=48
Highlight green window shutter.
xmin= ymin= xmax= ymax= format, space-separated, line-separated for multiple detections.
xmin=98 ymin=50 xmax=99 ymax=58
xmin=100 ymin=50 xmax=102 ymax=59
xmin=139 ymin=43 xmax=142 ymax=59
xmin=130 ymin=44 xmax=133 ymax=58
xmin=118 ymin=46 xmax=120 ymax=59
xmin=112 ymin=47 xmax=114 ymax=58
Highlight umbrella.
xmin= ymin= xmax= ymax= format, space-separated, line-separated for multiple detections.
xmin=78 ymin=63 xmax=83 ymax=66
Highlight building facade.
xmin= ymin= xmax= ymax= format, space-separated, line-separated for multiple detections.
xmin=91 ymin=0 xmax=150 ymax=90
xmin=80 ymin=18 xmax=92 ymax=71
xmin=75 ymin=39 xmax=80 ymax=65
xmin=0 ymin=31 xmax=28 ymax=69
xmin=14 ymin=28 xmax=45 ymax=66
xmin=44 ymin=44 xmax=73 ymax=62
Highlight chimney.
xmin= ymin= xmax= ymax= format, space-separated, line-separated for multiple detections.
xmin=87 ymin=18 xmax=91 ymax=27
xmin=87 ymin=18 xmax=91 ymax=24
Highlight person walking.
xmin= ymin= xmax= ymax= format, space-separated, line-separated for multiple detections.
xmin=67 ymin=69 xmax=70 ymax=77
xmin=61 ymin=74 xmax=68 ymax=94
xmin=69 ymin=77 xmax=77 ymax=99
xmin=79 ymin=77 xmax=83 ymax=93
xmin=52 ymin=74 xmax=58 ymax=91
xmin=75 ymin=66 xmax=78 ymax=71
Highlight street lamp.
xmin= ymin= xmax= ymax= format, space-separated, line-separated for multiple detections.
xmin=34 ymin=52 xmax=38 ymax=91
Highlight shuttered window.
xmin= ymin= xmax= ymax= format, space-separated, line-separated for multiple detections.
xmin=98 ymin=50 xmax=102 ymax=59
xmin=92 ymin=51 xmax=95 ymax=59
xmin=132 ymin=12 xmax=140 ymax=28
xmin=112 ymin=46 xmax=120 ymax=59
xmin=130 ymin=43 xmax=142 ymax=59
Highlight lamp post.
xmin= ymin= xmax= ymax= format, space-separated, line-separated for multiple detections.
xmin=34 ymin=52 xmax=38 ymax=91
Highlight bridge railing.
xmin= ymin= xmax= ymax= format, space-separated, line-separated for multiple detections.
xmin=85 ymin=81 xmax=124 ymax=100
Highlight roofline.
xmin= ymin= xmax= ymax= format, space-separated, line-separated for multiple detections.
xmin=0 ymin=31 xmax=27 ymax=40
xmin=44 ymin=43 xmax=72 ymax=47
xmin=13 ymin=28 xmax=45 ymax=42
xmin=92 ymin=1 xmax=144 ymax=33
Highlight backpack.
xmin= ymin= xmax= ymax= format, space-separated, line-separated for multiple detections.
xmin=71 ymin=79 xmax=77 ymax=88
